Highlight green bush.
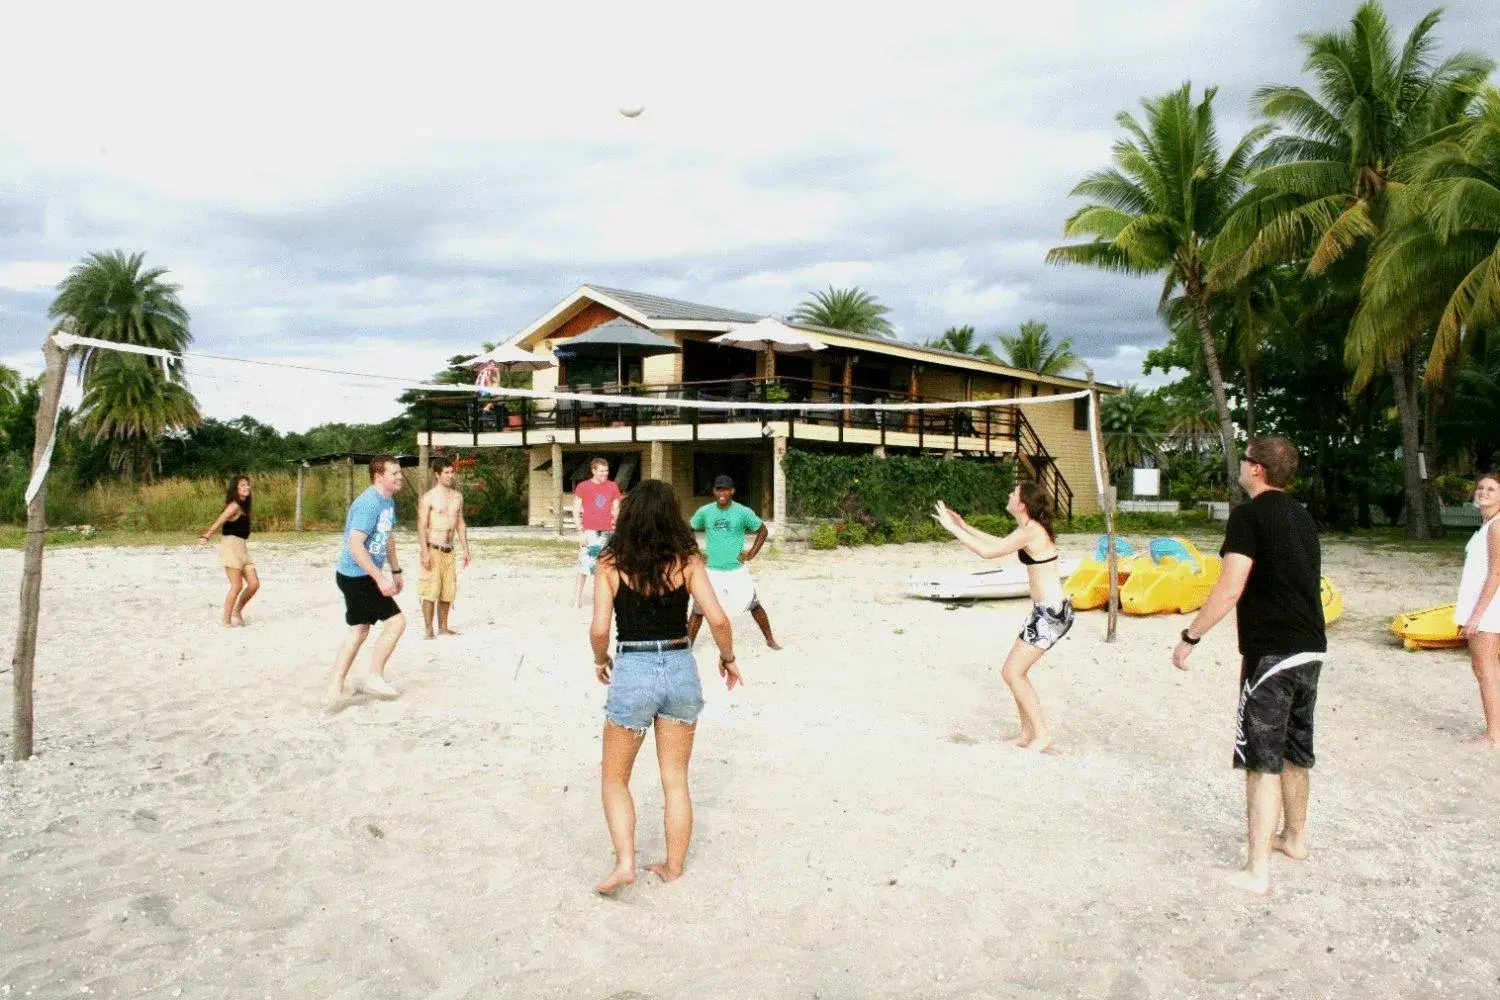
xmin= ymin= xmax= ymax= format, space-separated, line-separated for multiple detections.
xmin=913 ymin=518 xmax=945 ymax=543
xmin=784 ymin=450 xmax=1016 ymax=525
xmin=1062 ymin=508 xmax=1213 ymax=535
xmin=808 ymin=522 xmax=839 ymax=549
xmin=967 ymin=513 xmax=1015 ymax=537
xmin=839 ymin=521 xmax=869 ymax=546
xmin=887 ymin=520 xmax=912 ymax=544
xmin=1435 ymin=474 xmax=1474 ymax=507
xmin=867 ymin=528 xmax=887 ymax=546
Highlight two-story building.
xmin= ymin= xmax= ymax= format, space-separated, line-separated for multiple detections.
xmin=416 ymin=285 xmax=1115 ymax=526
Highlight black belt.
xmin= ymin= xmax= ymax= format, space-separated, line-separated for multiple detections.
xmin=615 ymin=637 xmax=690 ymax=653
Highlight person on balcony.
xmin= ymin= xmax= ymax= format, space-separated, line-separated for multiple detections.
xmin=572 ymin=457 xmax=622 ymax=607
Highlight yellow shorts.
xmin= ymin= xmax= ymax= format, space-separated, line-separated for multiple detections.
xmin=219 ymin=535 xmax=253 ymax=571
xmin=418 ymin=547 xmax=458 ymax=603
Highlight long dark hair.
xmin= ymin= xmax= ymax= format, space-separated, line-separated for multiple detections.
xmin=603 ymin=479 xmax=699 ymax=596
xmin=225 ymin=476 xmax=252 ymax=516
xmin=1016 ymin=480 xmax=1055 ymax=539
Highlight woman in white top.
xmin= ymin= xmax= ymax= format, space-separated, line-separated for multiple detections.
xmin=1455 ymin=472 xmax=1500 ymax=748
xmin=935 ymin=481 xmax=1073 ymax=751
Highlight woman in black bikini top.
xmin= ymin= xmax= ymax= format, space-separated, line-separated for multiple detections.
xmin=933 ymin=481 xmax=1074 ymax=751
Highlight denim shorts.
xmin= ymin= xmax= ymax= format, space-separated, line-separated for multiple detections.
xmin=604 ymin=648 xmax=704 ymax=732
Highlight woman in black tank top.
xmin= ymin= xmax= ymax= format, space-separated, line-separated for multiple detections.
xmin=197 ymin=476 xmax=261 ymax=627
xmin=589 ymin=479 xmax=738 ymax=896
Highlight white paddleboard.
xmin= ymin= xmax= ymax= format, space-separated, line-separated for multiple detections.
xmin=906 ymin=558 xmax=1081 ymax=601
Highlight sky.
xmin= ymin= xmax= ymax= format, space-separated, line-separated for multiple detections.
xmin=2 ymin=0 xmax=1496 ymax=431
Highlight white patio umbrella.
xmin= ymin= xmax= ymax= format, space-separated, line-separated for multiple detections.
xmin=711 ymin=317 xmax=826 ymax=378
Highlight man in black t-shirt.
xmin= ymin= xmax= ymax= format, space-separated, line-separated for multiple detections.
xmin=1171 ymin=435 xmax=1326 ymax=895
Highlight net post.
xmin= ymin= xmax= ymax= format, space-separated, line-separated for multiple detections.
xmin=295 ymin=463 xmax=306 ymax=532
xmin=13 ymin=327 xmax=70 ymax=762
xmin=1086 ymin=372 xmax=1119 ymax=642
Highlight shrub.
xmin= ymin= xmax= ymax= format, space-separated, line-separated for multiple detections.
xmin=784 ymin=450 xmax=1016 ymax=525
xmin=808 ymin=522 xmax=839 ymax=549
xmin=867 ymin=528 xmax=887 ymax=546
xmin=1435 ymin=474 xmax=1474 ymax=507
xmin=913 ymin=519 xmax=945 ymax=543
xmin=967 ymin=513 xmax=1015 ymax=537
xmin=840 ymin=521 xmax=869 ymax=546
xmin=887 ymin=520 xmax=912 ymax=544
xmin=1062 ymin=508 xmax=1213 ymax=535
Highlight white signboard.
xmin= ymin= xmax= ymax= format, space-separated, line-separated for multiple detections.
xmin=1132 ymin=468 xmax=1161 ymax=497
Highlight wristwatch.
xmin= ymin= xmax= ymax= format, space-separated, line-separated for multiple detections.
xmin=1180 ymin=628 xmax=1200 ymax=645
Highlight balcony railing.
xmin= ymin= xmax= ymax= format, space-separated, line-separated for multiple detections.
xmin=416 ymin=375 xmax=1072 ymax=518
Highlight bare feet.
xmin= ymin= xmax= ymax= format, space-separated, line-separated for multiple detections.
xmin=765 ymin=639 xmax=783 ymax=651
xmin=1470 ymin=734 xmax=1499 ymax=748
xmin=424 ymin=630 xmax=436 ymax=640
xmin=231 ymin=613 xmax=246 ymax=627
xmin=363 ymin=675 xmax=399 ymax=699
xmin=1224 ymin=866 xmax=1271 ymax=895
xmin=645 ymin=862 xmax=683 ymax=883
xmin=595 ymin=865 xmax=636 ymax=896
xmin=1020 ymin=731 xmax=1054 ymax=753
xmin=1009 ymin=731 xmax=1033 ymax=748
xmin=325 ymin=679 xmax=346 ymax=705
xmin=1272 ymin=832 xmax=1309 ymax=860
xmin=440 ymin=627 xmax=461 ymax=637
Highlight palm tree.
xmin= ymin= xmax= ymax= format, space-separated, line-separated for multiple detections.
xmin=1353 ymin=85 xmax=1500 ymax=391
xmin=1047 ymin=83 xmax=1269 ymax=496
xmin=77 ymin=353 xmax=202 ymax=480
xmin=49 ymin=251 xmax=200 ymax=480
xmin=1099 ymin=385 xmax=1166 ymax=477
xmin=1220 ymin=1 xmax=1492 ymax=535
xmin=0 ymin=361 xmax=19 ymax=409
xmin=50 ymin=250 xmax=194 ymax=382
xmin=924 ymin=325 xmax=999 ymax=360
xmin=996 ymin=320 xmax=1081 ymax=375
xmin=791 ymin=286 xmax=894 ymax=337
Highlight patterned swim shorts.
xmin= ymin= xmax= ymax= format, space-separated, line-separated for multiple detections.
xmin=578 ymin=529 xmax=612 ymax=575
xmin=1020 ymin=599 xmax=1074 ymax=650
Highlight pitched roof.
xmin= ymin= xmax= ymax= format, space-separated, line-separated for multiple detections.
xmin=587 ymin=286 xmax=763 ymax=324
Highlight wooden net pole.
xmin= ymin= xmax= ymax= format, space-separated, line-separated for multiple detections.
xmin=1087 ymin=371 xmax=1120 ymax=642
xmin=11 ymin=328 xmax=71 ymax=762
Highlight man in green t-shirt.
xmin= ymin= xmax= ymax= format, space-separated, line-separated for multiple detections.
xmin=687 ymin=475 xmax=781 ymax=650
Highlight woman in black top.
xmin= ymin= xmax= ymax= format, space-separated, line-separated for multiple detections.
xmin=197 ymin=476 xmax=259 ymax=626
xmin=589 ymin=479 xmax=738 ymax=895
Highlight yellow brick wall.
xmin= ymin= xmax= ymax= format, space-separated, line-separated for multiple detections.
xmin=1022 ymin=388 xmax=1100 ymax=516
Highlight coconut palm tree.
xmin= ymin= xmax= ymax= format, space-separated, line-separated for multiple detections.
xmin=995 ymin=320 xmax=1081 ymax=376
xmin=1219 ymin=1 xmax=1492 ymax=535
xmin=49 ymin=251 xmax=200 ymax=480
xmin=791 ymin=286 xmax=894 ymax=337
xmin=77 ymin=353 xmax=202 ymax=480
xmin=924 ymin=325 xmax=999 ymax=360
xmin=50 ymin=250 xmax=194 ymax=382
xmin=1048 ymin=83 xmax=1269 ymax=496
xmin=1099 ymin=385 xmax=1166 ymax=478
xmin=1352 ymin=86 xmax=1500 ymax=391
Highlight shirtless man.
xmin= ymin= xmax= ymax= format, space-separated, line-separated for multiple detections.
xmin=418 ymin=457 xmax=471 ymax=638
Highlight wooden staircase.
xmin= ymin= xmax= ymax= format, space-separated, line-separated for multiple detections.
xmin=1013 ymin=409 xmax=1074 ymax=522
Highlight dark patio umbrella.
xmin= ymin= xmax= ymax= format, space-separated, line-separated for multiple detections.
xmin=552 ymin=320 xmax=681 ymax=385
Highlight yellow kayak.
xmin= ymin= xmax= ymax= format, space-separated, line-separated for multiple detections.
xmin=1321 ymin=577 xmax=1344 ymax=626
xmin=1390 ymin=603 xmax=1464 ymax=650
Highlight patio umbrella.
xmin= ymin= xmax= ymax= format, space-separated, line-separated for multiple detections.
xmin=711 ymin=317 xmax=825 ymax=377
xmin=552 ymin=319 xmax=682 ymax=385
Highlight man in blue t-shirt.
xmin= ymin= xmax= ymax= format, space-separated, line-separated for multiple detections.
xmin=687 ymin=475 xmax=781 ymax=650
xmin=328 ymin=455 xmax=408 ymax=703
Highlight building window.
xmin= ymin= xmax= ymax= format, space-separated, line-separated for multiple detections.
xmin=1074 ymin=396 xmax=1090 ymax=431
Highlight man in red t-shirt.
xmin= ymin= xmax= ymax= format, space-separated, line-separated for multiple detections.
xmin=572 ymin=457 xmax=622 ymax=607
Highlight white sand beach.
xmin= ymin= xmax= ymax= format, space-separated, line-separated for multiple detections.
xmin=2 ymin=533 xmax=1498 ymax=999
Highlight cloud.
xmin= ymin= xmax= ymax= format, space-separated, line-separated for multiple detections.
xmin=0 ymin=0 xmax=1494 ymax=427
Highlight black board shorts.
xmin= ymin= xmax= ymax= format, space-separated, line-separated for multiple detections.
xmin=1234 ymin=652 xmax=1323 ymax=773
xmin=336 ymin=572 xmax=402 ymax=626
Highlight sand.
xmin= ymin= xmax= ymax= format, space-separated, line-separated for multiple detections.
xmin=2 ymin=531 xmax=1498 ymax=999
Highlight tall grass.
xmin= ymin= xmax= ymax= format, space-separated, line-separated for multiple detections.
xmin=25 ymin=470 xmax=421 ymax=533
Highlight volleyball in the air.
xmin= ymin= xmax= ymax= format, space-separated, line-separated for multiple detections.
xmin=618 ymin=104 xmax=645 ymax=118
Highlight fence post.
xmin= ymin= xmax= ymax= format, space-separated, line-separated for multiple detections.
xmin=295 ymin=463 xmax=306 ymax=531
